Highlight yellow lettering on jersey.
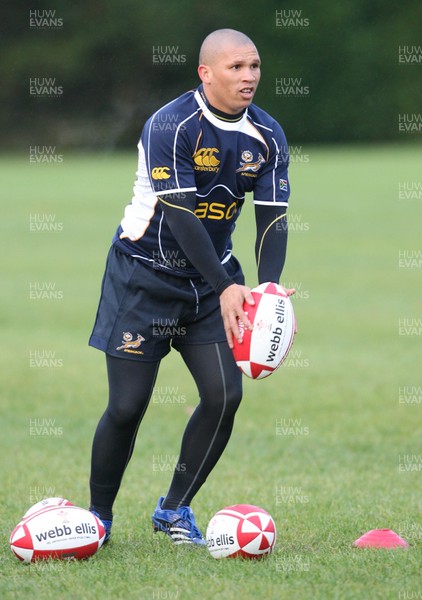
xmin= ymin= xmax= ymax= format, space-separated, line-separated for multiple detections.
xmin=226 ymin=201 xmax=237 ymax=220
xmin=207 ymin=203 xmax=225 ymax=220
xmin=194 ymin=201 xmax=237 ymax=220
xmin=195 ymin=202 xmax=208 ymax=219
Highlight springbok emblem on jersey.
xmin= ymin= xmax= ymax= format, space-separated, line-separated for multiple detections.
xmin=236 ymin=151 xmax=265 ymax=173
xmin=116 ymin=332 xmax=145 ymax=351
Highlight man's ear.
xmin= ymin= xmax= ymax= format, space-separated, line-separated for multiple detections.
xmin=198 ymin=64 xmax=211 ymax=84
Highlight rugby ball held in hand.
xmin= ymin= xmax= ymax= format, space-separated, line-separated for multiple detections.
xmin=10 ymin=505 xmax=105 ymax=562
xmin=232 ymin=282 xmax=296 ymax=379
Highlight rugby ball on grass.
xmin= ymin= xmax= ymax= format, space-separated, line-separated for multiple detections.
xmin=232 ymin=282 xmax=296 ymax=379
xmin=21 ymin=497 xmax=74 ymax=521
xmin=10 ymin=505 xmax=105 ymax=563
xmin=206 ymin=504 xmax=276 ymax=559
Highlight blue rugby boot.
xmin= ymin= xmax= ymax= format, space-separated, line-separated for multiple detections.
xmin=152 ymin=496 xmax=206 ymax=546
xmin=90 ymin=509 xmax=112 ymax=544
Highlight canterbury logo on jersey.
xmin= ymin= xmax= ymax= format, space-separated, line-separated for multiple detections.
xmin=152 ymin=166 xmax=171 ymax=180
xmin=194 ymin=201 xmax=237 ymax=220
xmin=193 ymin=148 xmax=220 ymax=172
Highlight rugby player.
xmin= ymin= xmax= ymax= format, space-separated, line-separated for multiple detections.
xmin=88 ymin=28 xmax=294 ymax=545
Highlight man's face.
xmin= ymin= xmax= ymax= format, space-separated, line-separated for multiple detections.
xmin=199 ymin=44 xmax=261 ymax=114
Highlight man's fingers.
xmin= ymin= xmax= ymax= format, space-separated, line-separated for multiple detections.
xmin=225 ymin=323 xmax=234 ymax=349
xmin=244 ymin=290 xmax=255 ymax=306
xmin=222 ymin=284 xmax=295 ymax=348
xmin=224 ymin=309 xmax=248 ymax=347
xmin=224 ymin=313 xmax=240 ymax=348
xmin=232 ymin=313 xmax=243 ymax=344
xmin=239 ymin=288 xmax=254 ymax=331
xmin=220 ymin=283 xmax=254 ymax=346
xmin=241 ymin=308 xmax=253 ymax=331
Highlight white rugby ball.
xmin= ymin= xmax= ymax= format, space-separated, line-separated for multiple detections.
xmin=21 ymin=497 xmax=73 ymax=521
xmin=206 ymin=504 xmax=276 ymax=559
xmin=10 ymin=505 xmax=105 ymax=562
xmin=232 ymin=282 xmax=296 ymax=379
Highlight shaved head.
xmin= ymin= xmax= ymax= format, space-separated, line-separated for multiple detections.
xmin=197 ymin=29 xmax=261 ymax=114
xmin=199 ymin=29 xmax=256 ymax=65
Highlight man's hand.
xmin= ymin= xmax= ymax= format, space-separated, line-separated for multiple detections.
xmin=220 ymin=284 xmax=255 ymax=349
xmin=220 ymin=283 xmax=296 ymax=348
xmin=280 ymin=285 xmax=296 ymax=297
xmin=279 ymin=285 xmax=297 ymax=333
xmin=279 ymin=284 xmax=297 ymax=333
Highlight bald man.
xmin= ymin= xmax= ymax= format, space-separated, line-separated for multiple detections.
xmin=88 ymin=29 xmax=292 ymax=545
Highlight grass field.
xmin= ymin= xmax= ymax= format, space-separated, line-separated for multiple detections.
xmin=1 ymin=145 xmax=421 ymax=599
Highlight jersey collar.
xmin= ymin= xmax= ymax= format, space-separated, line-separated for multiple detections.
xmin=194 ymin=87 xmax=248 ymax=131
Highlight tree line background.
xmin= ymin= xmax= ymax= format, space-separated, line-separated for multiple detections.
xmin=2 ymin=0 xmax=421 ymax=150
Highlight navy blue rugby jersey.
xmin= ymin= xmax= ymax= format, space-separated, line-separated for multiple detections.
xmin=113 ymin=85 xmax=290 ymax=277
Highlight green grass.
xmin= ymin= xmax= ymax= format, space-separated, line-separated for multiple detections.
xmin=1 ymin=145 xmax=421 ymax=600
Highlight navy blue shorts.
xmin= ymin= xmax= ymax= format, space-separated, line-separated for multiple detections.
xmin=89 ymin=246 xmax=244 ymax=361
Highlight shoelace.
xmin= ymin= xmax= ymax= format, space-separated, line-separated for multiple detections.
xmin=176 ymin=506 xmax=203 ymax=539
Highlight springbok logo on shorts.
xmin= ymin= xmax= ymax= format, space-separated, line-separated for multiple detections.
xmin=116 ymin=332 xmax=145 ymax=355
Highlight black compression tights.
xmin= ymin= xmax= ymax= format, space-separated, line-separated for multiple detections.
xmin=90 ymin=343 xmax=242 ymax=519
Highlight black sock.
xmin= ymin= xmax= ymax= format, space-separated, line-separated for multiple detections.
xmin=89 ymin=504 xmax=113 ymax=522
